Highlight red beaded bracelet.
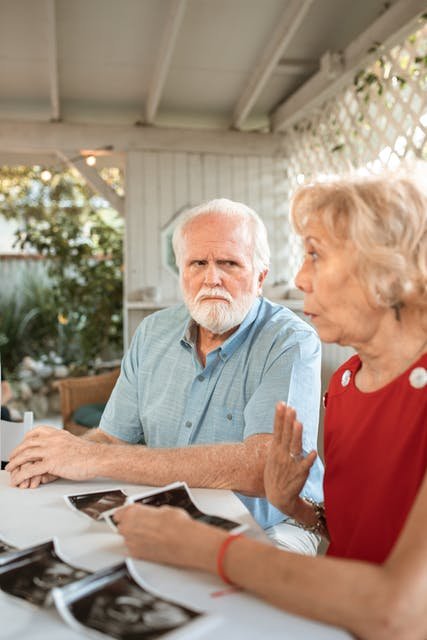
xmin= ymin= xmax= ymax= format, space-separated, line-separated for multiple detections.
xmin=216 ymin=533 xmax=243 ymax=585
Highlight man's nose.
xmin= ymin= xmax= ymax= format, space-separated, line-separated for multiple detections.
xmin=295 ymin=260 xmax=312 ymax=293
xmin=204 ymin=262 xmax=222 ymax=286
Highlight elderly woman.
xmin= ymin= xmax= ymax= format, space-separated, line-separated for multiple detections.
xmin=115 ymin=171 xmax=427 ymax=640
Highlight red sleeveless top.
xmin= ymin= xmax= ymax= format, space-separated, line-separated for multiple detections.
xmin=324 ymin=353 xmax=427 ymax=563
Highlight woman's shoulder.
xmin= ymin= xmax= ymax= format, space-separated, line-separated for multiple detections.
xmin=324 ymin=355 xmax=360 ymax=403
xmin=332 ymin=354 xmax=360 ymax=382
xmin=326 ymin=352 xmax=427 ymax=402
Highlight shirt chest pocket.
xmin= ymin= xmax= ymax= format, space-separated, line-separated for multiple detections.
xmin=207 ymin=406 xmax=246 ymax=444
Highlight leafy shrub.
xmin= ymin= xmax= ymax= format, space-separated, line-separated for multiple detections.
xmin=0 ymin=261 xmax=57 ymax=373
xmin=0 ymin=167 xmax=124 ymax=374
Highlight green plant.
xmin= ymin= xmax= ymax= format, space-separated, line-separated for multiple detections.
xmin=353 ymin=20 xmax=427 ymax=107
xmin=0 ymin=167 xmax=124 ymax=372
xmin=0 ymin=262 xmax=57 ymax=373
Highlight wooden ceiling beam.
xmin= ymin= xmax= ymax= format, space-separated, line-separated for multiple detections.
xmin=0 ymin=121 xmax=284 ymax=156
xmin=57 ymin=150 xmax=125 ymax=216
xmin=46 ymin=0 xmax=60 ymax=122
xmin=232 ymin=0 xmax=313 ymax=130
xmin=144 ymin=0 xmax=187 ymax=125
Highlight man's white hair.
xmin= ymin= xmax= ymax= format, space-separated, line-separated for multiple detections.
xmin=172 ymin=198 xmax=270 ymax=273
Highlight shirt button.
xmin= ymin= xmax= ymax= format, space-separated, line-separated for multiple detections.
xmin=197 ymin=375 xmax=205 ymax=382
xmin=185 ymin=420 xmax=192 ymax=428
xmin=226 ymin=413 xmax=232 ymax=421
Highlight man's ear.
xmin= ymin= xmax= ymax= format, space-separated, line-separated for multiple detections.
xmin=257 ymin=269 xmax=269 ymax=295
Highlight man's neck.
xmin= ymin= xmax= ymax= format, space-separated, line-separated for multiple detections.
xmin=196 ymin=325 xmax=239 ymax=367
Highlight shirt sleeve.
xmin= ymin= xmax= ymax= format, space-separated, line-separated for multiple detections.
xmin=99 ymin=323 xmax=146 ymax=444
xmin=243 ymin=328 xmax=324 ymax=502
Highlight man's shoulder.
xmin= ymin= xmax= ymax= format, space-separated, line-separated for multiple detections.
xmin=133 ymin=303 xmax=189 ymax=339
xmin=256 ymin=297 xmax=318 ymax=340
xmin=244 ymin=298 xmax=320 ymax=363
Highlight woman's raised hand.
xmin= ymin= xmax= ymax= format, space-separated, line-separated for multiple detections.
xmin=263 ymin=402 xmax=317 ymax=520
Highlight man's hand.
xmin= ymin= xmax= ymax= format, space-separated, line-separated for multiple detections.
xmin=6 ymin=426 xmax=101 ymax=487
xmin=10 ymin=462 xmax=58 ymax=489
xmin=263 ymin=403 xmax=317 ymax=520
xmin=115 ymin=504 xmax=225 ymax=572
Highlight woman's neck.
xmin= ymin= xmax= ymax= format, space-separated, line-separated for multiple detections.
xmin=354 ymin=308 xmax=427 ymax=392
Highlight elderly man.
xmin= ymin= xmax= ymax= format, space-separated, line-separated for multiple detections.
xmin=7 ymin=198 xmax=323 ymax=553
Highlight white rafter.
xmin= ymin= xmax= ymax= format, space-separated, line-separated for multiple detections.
xmin=275 ymin=58 xmax=318 ymax=76
xmin=57 ymin=150 xmax=125 ymax=217
xmin=0 ymin=121 xmax=283 ymax=156
xmin=144 ymin=0 xmax=187 ymax=124
xmin=271 ymin=0 xmax=426 ymax=132
xmin=46 ymin=0 xmax=60 ymax=121
xmin=232 ymin=0 xmax=314 ymax=130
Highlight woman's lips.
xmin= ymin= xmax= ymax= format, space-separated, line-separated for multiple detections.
xmin=304 ymin=310 xmax=318 ymax=320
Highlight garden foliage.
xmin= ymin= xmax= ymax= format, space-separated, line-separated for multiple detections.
xmin=0 ymin=166 xmax=123 ymax=375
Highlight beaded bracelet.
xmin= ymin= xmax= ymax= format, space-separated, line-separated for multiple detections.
xmin=216 ymin=533 xmax=243 ymax=585
xmin=301 ymin=498 xmax=327 ymax=535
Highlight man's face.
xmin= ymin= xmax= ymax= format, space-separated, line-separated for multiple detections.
xmin=179 ymin=213 xmax=266 ymax=334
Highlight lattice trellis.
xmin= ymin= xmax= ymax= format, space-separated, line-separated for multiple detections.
xmin=278 ymin=24 xmax=427 ymax=282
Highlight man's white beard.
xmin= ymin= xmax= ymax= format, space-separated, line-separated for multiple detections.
xmin=184 ymin=287 xmax=256 ymax=334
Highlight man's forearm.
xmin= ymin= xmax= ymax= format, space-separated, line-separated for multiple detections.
xmin=6 ymin=427 xmax=270 ymax=493
xmin=81 ymin=427 xmax=121 ymax=444
xmin=92 ymin=436 xmax=270 ymax=495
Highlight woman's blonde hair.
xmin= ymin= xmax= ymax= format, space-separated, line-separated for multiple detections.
xmin=291 ymin=169 xmax=427 ymax=313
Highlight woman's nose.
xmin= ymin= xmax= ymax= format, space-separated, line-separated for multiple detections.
xmin=295 ymin=260 xmax=312 ymax=293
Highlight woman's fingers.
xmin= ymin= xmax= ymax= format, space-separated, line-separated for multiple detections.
xmin=273 ymin=402 xmax=297 ymax=448
xmin=272 ymin=402 xmax=286 ymax=441
xmin=289 ymin=420 xmax=304 ymax=458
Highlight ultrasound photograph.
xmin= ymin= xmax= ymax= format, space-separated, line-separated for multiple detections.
xmin=65 ymin=489 xmax=128 ymax=522
xmin=130 ymin=483 xmax=241 ymax=531
xmin=0 ymin=538 xmax=17 ymax=555
xmin=53 ymin=561 xmax=210 ymax=639
xmin=0 ymin=539 xmax=90 ymax=607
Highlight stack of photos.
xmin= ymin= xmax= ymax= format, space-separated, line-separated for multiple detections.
xmin=0 ymin=539 xmax=90 ymax=607
xmin=0 ymin=538 xmax=215 ymax=638
xmin=53 ymin=560 xmax=214 ymax=640
xmin=65 ymin=489 xmax=128 ymax=522
xmin=103 ymin=482 xmax=246 ymax=533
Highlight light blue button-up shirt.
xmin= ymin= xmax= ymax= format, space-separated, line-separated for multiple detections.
xmin=100 ymin=297 xmax=324 ymax=529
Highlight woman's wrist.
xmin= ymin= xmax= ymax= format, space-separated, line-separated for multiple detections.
xmin=291 ymin=497 xmax=328 ymax=536
xmin=216 ymin=533 xmax=244 ymax=585
xmin=190 ymin=524 xmax=229 ymax=574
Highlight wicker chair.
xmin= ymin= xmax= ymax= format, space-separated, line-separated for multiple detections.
xmin=55 ymin=368 xmax=120 ymax=435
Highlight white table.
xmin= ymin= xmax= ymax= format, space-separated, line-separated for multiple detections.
xmin=0 ymin=472 xmax=349 ymax=639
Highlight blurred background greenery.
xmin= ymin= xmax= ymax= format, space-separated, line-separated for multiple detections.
xmin=0 ymin=165 xmax=124 ymax=380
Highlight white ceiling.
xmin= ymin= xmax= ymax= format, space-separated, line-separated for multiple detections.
xmin=0 ymin=0 xmax=424 ymax=168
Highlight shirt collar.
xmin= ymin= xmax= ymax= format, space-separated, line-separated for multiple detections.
xmin=180 ymin=297 xmax=262 ymax=359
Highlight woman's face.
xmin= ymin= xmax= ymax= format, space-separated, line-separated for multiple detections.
xmin=295 ymin=218 xmax=383 ymax=347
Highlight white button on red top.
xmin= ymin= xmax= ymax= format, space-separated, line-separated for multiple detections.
xmin=341 ymin=369 xmax=351 ymax=387
xmin=409 ymin=367 xmax=427 ymax=389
